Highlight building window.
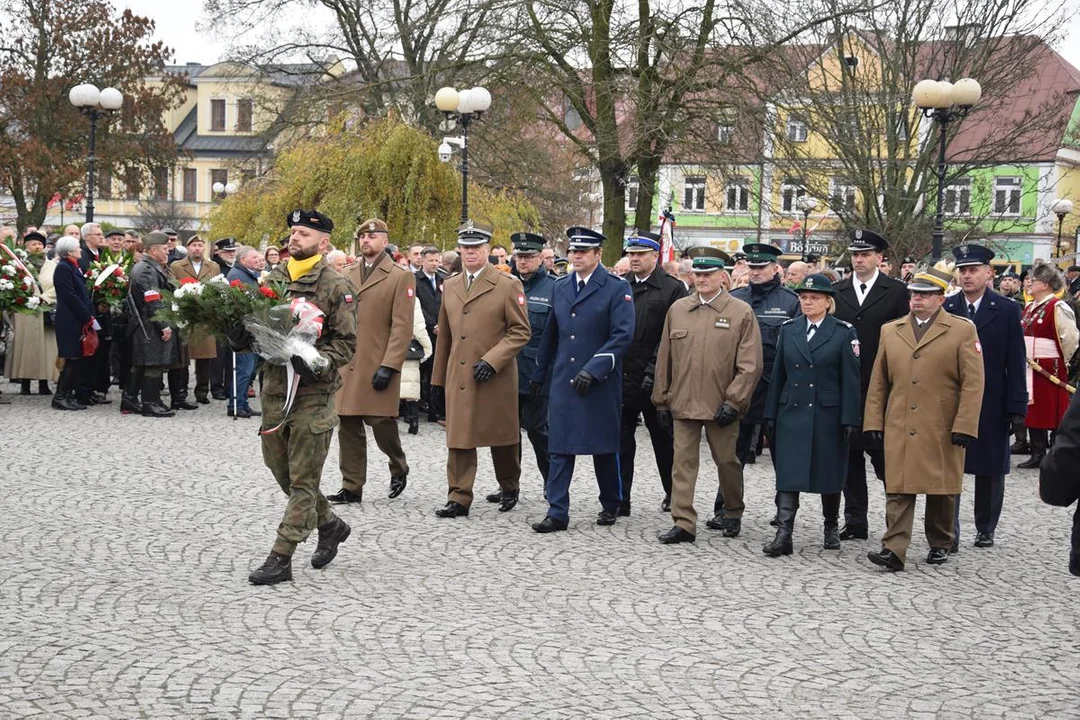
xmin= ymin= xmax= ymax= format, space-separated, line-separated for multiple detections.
xmin=945 ymin=178 xmax=971 ymax=216
xmin=210 ymin=169 xmax=228 ymax=198
xmin=627 ymin=176 xmax=639 ymax=211
xmin=153 ymin=167 xmax=170 ymax=201
xmin=237 ymin=99 xmax=253 ymax=132
xmin=837 ymin=110 xmax=859 ymax=142
xmin=98 ymin=169 xmax=112 ymax=200
xmin=683 ymin=176 xmax=706 ymax=212
xmin=725 ymin=181 xmax=749 ymax=213
xmin=211 ymin=99 xmax=226 ymax=131
xmin=182 ymin=169 xmax=197 ymax=202
xmin=781 ymin=179 xmax=806 ymax=213
xmin=786 ymin=116 xmax=808 ymax=142
xmin=993 ymin=176 xmax=1022 ymax=216
xmin=829 ymin=178 xmax=856 ymax=212
xmin=124 ymin=166 xmax=142 ymax=200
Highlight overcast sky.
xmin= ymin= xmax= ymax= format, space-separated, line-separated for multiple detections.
xmin=124 ymin=0 xmax=1080 ymax=70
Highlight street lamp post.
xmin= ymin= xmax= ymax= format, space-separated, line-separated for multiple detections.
xmin=68 ymin=84 xmax=124 ymax=223
xmin=434 ymin=86 xmax=492 ymax=223
xmin=912 ymin=77 xmax=981 ymax=262
xmin=212 ymin=181 xmax=238 ymax=200
xmin=1052 ymin=197 xmax=1074 ymax=260
xmin=795 ymin=195 xmax=818 ymax=259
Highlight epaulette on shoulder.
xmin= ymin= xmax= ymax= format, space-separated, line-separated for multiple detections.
xmin=781 ymin=317 xmax=797 ymax=326
xmin=835 ymin=319 xmax=853 ymax=328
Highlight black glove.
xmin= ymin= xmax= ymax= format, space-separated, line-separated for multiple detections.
xmin=473 ymin=360 xmax=495 ymax=383
xmin=372 ymin=365 xmax=396 ymax=391
xmin=764 ymin=421 xmax=776 ymax=449
xmin=1009 ymin=414 xmax=1026 ymax=436
xmin=713 ymin=402 xmax=739 ymax=427
xmin=642 ymin=373 xmax=654 ymax=393
xmin=951 ymin=432 xmax=975 ymax=448
xmin=863 ymin=430 xmax=884 ymax=449
xmin=529 ymin=380 xmax=544 ymax=400
xmin=842 ymin=425 xmax=860 ymax=446
xmin=431 ymin=385 xmax=444 ymax=406
xmin=290 ymin=355 xmax=318 ymax=382
xmin=570 ymin=370 xmax=595 ymax=395
xmin=224 ymin=325 xmax=253 ymax=352
xmin=657 ymin=407 xmax=673 ymax=436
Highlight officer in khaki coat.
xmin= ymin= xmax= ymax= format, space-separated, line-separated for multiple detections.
xmin=652 ymin=246 xmax=763 ymax=544
xmin=169 ymin=235 xmax=221 ymax=405
xmin=431 ymin=221 xmax=532 ymax=518
xmin=864 ymin=266 xmax=985 ymax=571
xmin=326 ymin=219 xmax=415 ymax=504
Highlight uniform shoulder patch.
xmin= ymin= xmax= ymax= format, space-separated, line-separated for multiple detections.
xmin=836 ymin=319 xmax=853 ymax=328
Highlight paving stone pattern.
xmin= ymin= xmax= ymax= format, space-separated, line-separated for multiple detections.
xmin=1 ymin=394 xmax=1077 ymax=718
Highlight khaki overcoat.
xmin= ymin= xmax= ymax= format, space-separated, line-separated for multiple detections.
xmin=336 ymin=252 xmax=415 ymax=417
xmin=652 ymin=291 xmax=763 ymax=420
xmin=169 ymin=257 xmax=221 ymax=359
xmin=864 ymin=311 xmax=985 ymax=495
xmin=432 ymin=266 xmax=531 ymax=449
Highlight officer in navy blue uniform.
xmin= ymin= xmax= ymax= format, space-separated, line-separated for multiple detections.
xmin=710 ymin=243 xmax=800 ymax=526
xmin=485 ymin=232 xmax=556 ymax=509
xmin=619 ymin=230 xmax=688 ymax=515
xmin=944 ymin=244 xmax=1028 ymax=550
xmin=831 ymin=229 xmax=910 ymax=540
xmin=531 ymin=227 xmax=636 ymax=532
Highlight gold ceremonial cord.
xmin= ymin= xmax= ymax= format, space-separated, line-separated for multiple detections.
xmin=1027 ymin=358 xmax=1077 ymax=394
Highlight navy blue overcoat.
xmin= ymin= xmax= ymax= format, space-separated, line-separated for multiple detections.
xmin=52 ymin=258 xmax=94 ymax=359
xmin=534 ymin=265 xmax=635 ymax=455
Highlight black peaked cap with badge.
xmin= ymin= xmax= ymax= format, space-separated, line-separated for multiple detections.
xmin=286 ymin=209 xmax=334 ymax=233
xmin=847 ymin=228 xmax=888 ymax=253
xmin=686 ymin=245 xmax=731 ymax=272
xmin=565 ymin=226 xmax=605 ymax=249
xmin=951 ymin=244 xmax=995 ymax=267
xmin=511 ymin=232 xmax=546 ymax=254
xmin=213 ymin=237 xmax=238 ymax=252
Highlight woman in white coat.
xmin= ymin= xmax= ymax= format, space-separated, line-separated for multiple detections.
xmin=400 ymin=297 xmax=433 ymax=434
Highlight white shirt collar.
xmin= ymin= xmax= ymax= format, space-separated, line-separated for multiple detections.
xmin=468 ymin=265 xmax=485 ymax=281
xmin=856 ymin=268 xmax=880 ymax=291
xmin=575 ymin=270 xmax=594 ymax=286
xmin=964 ymin=292 xmax=985 ymax=313
xmin=700 ymin=289 xmax=723 ymax=305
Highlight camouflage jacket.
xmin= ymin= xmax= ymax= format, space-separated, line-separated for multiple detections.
xmin=262 ymin=259 xmax=357 ymax=398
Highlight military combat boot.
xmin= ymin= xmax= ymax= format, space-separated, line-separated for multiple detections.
xmin=310 ymin=517 xmax=351 ymax=569
xmin=763 ymin=492 xmax=798 ymax=557
xmin=249 ymin=552 xmax=293 ymax=585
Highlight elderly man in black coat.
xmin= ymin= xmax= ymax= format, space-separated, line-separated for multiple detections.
xmin=944 ymin=244 xmax=1028 ymax=550
xmin=51 ymin=236 xmax=96 ymax=410
xmin=1040 ymin=394 xmax=1080 ymax=576
xmin=128 ymin=232 xmax=181 ymax=418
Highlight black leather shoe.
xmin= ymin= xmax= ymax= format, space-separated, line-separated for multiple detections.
xmin=311 ymin=517 xmax=351 ymax=569
xmin=234 ymin=407 xmax=261 ymax=418
xmin=408 ymin=417 xmax=419 ymax=434
xmin=141 ymin=401 xmax=176 ymax=418
xmin=171 ymin=399 xmax=199 ymax=411
xmin=596 ymin=510 xmax=617 ymax=526
xmin=867 ymin=548 xmax=905 ymax=571
xmin=721 ymin=518 xmax=741 ymax=538
xmin=974 ymin=532 xmax=994 ymax=548
xmin=1009 ymin=440 xmax=1030 ymax=455
xmin=950 ymin=538 xmax=960 ymax=554
xmin=120 ymin=394 xmax=141 ymax=414
xmin=617 ymin=502 xmax=631 ymax=517
xmin=485 ymin=491 xmax=503 ymax=503
xmin=196 ymin=394 xmax=210 ymax=405
xmin=532 ymin=516 xmax=568 ymax=533
xmin=823 ymin=525 xmax=841 ymax=550
xmin=326 ymin=489 xmax=362 ymax=504
xmin=839 ymin=525 xmax=869 ymax=540
xmin=211 ymin=392 xmax=228 ymax=400
xmin=51 ymin=395 xmax=86 ymax=411
xmin=389 ymin=474 xmax=408 ymax=499
xmin=926 ymin=547 xmax=950 ymax=565
xmin=91 ymin=391 xmax=111 ymax=405
xmin=762 ymin=535 xmax=793 ymax=557
xmin=658 ymin=526 xmax=696 ymax=544
xmin=498 ymin=491 xmax=519 ymax=513
xmin=705 ymin=514 xmax=726 ymax=530
xmin=249 ymin=551 xmax=293 ymax=585
xmin=1017 ymin=453 xmax=1045 ymax=469
xmin=435 ymin=501 xmax=469 ymax=518
xmin=660 ymin=496 xmax=671 ymax=512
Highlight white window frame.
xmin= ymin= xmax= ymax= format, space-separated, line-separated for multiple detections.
xmin=627 ymin=176 xmax=639 ymax=211
xmin=945 ymin=178 xmax=972 ymax=217
xmin=786 ymin=116 xmax=808 ymax=143
xmin=725 ymin=181 xmax=750 ymax=214
xmin=829 ymin=178 xmax=857 ymax=213
xmin=683 ymin=176 xmax=706 ymax=212
xmin=717 ymin=122 xmax=735 ymax=144
xmin=993 ymin=176 xmax=1022 ymax=217
xmin=780 ymin=180 xmax=806 ymax=213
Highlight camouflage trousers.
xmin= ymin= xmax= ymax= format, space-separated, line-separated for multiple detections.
xmin=260 ymin=392 xmax=338 ymax=556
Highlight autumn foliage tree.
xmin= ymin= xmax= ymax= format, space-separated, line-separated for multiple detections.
xmin=209 ymin=116 xmax=541 ymax=252
xmin=0 ymin=0 xmax=185 ymax=231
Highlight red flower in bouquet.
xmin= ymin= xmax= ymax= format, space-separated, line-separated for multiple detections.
xmin=179 ymin=277 xmax=197 ymax=285
xmin=258 ymin=286 xmax=278 ymax=299
xmin=230 ymin=279 xmax=244 ymax=288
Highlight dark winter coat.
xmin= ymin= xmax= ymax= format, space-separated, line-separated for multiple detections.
xmin=52 ymin=258 xmax=94 ymax=359
xmin=731 ymin=276 xmax=801 ymax=422
xmin=622 ymin=265 xmax=688 ymax=408
xmin=128 ymin=257 xmax=181 ymax=368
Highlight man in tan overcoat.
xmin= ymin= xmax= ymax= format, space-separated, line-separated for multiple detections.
xmin=431 ymin=221 xmax=531 ymax=518
xmin=652 ymin=246 xmax=763 ymax=543
xmin=864 ymin=266 xmax=985 ymax=571
xmin=170 ymin=235 xmax=221 ymax=405
xmin=326 ymin=219 xmax=414 ymax=504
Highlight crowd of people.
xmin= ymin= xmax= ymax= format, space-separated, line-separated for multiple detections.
xmin=2 ymin=216 xmax=1079 ymax=585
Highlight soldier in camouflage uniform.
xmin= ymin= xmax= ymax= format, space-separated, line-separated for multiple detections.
xmin=247 ymin=210 xmax=359 ymax=585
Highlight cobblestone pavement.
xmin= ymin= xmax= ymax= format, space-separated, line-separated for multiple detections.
xmin=2 ymin=392 xmax=1078 ymax=719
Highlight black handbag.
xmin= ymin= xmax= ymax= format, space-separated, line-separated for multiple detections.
xmin=406 ymin=338 xmax=425 ymax=360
